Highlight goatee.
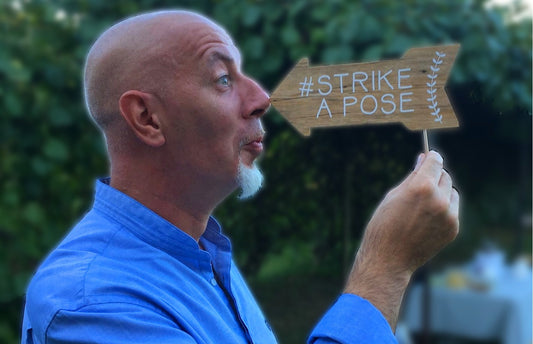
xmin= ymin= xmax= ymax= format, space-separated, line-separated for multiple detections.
xmin=236 ymin=160 xmax=264 ymax=200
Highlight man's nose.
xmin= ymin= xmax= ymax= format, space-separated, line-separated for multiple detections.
xmin=241 ymin=77 xmax=271 ymax=118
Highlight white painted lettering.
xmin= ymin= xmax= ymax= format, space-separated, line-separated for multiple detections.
xmin=380 ymin=93 xmax=396 ymax=115
xmin=334 ymin=73 xmax=348 ymax=94
xmin=398 ymin=68 xmax=412 ymax=89
xmin=343 ymin=96 xmax=358 ymax=117
xmin=400 ymin=92 xmax=414 ymax=112
xmin=378 ymin=70 xmax=393 ymax=90
xmin=361 ymin=95 xmax=378 ymax=115
xmin=318 ymin=75 xmax=332 ymax=96
xmin=316 ymin=98 xmax=332 ymax=118
xmin=352 ymin=72 xmax=368 ymax=92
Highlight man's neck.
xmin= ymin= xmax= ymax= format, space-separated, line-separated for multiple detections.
xmin=107 ymin=147 xmax=237 ymax=240
xmin=109 ymin=163 xmax=225 ymax=241
xmin=112 ymin=179 xmax=213 ymax=241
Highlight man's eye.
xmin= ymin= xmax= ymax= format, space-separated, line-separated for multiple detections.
xmin=217 ymin=75 xmax=231 ymax=87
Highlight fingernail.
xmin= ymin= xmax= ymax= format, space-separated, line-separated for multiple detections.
xmin=414 ymin=153 xmax=425 ymax=171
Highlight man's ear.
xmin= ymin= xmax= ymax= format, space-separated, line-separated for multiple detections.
xmin=118 ymin=90 xmax=166 ymax=147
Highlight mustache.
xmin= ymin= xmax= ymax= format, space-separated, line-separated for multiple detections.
xmin=239 ymin=128 xmax=266 ymax=148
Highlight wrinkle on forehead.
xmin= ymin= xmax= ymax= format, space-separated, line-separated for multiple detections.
xmin=83 ymin=10 xmax=232 ymax=129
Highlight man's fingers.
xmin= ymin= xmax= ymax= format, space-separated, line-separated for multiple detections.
xmin=441 ymin=171 xmax=459 ymax=237
xmin=438 ymin=169 xmax=453 ymax=201
xmin=448 ymin=188 xmax=460 ymax=239
xmin=450 ymin=187 xmax=460 ymax=220
xmin=417 ymin=151 xmax=444 ymax=183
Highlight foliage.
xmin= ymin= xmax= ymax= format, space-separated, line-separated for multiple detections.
xmin=0 ymin=0 xmax=531 ymax=343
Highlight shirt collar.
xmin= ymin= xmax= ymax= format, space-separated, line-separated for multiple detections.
xmin=92 ymin=178 xmax=231 ymax=273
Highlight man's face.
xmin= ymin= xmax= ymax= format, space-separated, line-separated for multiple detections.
xmin=157 ymin=19 xmax=270 ymax=196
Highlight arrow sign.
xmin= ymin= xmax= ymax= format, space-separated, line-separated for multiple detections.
xmin=271 ymin=44 xmax=460 ymax=136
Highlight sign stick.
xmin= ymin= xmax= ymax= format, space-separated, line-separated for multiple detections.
xmin=423 ymin=130 xmax=429 ymax=153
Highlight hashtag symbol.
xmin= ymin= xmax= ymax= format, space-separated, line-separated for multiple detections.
xmin=299 ymin=76 xmax=314 ymax=97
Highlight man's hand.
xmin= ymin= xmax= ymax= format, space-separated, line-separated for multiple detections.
xmin=344 ymin=151 xmax=460 ymax=330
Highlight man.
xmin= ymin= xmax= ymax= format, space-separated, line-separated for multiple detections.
xmin=22 ymin=10 xmax=459 ymax=343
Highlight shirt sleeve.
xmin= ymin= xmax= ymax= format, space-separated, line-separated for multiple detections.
xmin=42 ymin=302 xmax=198 ymax=344
xmin=308 ymin=294 xmax=398 ymax=344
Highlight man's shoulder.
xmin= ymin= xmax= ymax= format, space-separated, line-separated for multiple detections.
xmin=23 ymin=206 xmax=194 ymax=324
xmin=24 ymin=210 xmax=135 ymax=332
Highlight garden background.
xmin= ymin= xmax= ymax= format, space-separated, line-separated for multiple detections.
xmin=0 ymin=0 xmax=531 ymax=343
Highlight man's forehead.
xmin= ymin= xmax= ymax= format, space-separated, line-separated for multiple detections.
xmin=181 ymin=20 xmax=238 ymax=59
xmin=203 ymin=45 xmax=242 ymax=68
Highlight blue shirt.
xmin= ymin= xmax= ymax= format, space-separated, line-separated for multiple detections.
xmin=22 ymin=179 xmax=397 ymax=343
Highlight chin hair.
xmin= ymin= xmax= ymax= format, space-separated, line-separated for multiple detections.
xmin=236 ymin=161 xmax=264 ymax=200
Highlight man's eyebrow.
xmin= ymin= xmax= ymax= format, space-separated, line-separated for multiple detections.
xmin=206 ymin=51 xmax=238 ymax=68
xmin=207 ymin=50 xmax=240 ymax=69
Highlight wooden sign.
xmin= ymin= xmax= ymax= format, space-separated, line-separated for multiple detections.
xmin=271 ymin=45 xmax=460 ymax=136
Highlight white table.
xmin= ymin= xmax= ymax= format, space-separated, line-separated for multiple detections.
xmin=402 ymin=269 xmax=532 ymax=344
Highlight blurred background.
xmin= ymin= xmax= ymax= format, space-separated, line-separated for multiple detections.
xmin=0 ymin=0 xmax=531 ymax=343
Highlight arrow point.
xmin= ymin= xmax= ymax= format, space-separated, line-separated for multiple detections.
xmin=271 ymin=57 xmax=311 ymax=101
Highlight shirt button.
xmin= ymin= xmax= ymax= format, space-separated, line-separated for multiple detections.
xmin=210 ymin=278 xmax=217 ymax=286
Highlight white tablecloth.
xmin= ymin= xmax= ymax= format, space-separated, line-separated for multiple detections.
xmin=402 ymin=269 xmax=532 ymax=344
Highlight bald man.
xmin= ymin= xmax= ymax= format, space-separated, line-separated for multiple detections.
xmin=22 ymin=10 xmax=459 ymax=344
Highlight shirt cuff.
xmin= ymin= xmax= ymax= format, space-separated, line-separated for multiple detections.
xmin=308 ymin=293 xmax=397 ymax=343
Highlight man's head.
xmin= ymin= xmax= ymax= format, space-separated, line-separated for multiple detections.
xmin=84 ymin=10 xmax=270 ymax=204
